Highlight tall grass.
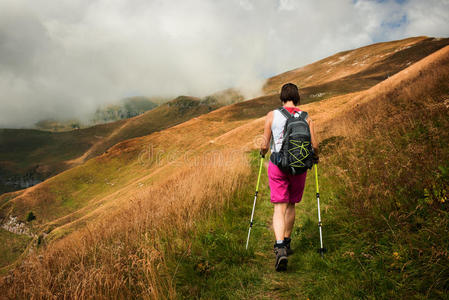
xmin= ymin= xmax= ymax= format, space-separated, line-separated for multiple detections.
xmin=2 ymin=45 xmax=448 ymax=300
xmin=1 ymin=151 xmax=250 ymax=299
xmin=318 ymin=46 xmax=449 ymax=297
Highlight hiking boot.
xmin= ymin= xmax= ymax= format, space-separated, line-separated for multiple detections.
xmin=284 ymin=238 xmax=293 ymax=256
xmin=274 ymin=245 xmax=288 ymax=271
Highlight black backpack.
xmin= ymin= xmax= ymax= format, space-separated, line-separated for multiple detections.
xmin=270 ymin=107 xmax=314 ymax=175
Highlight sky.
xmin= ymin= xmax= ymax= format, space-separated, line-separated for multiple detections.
xmin=0 ymin=0 xmax=448 ymax=128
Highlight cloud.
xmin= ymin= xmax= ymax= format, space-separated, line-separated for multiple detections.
xmin=0 ymin=0 xmax=448 ymax=127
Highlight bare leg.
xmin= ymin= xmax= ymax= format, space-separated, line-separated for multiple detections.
xmin=284 ymin=203 xmax=296 ymax=238
xmin=273 ymin=203 xmax=288 ymax=241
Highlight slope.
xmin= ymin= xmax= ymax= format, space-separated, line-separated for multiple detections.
xmin=0 ymin=96 xmax=222 ymax=195
xmin=264 ymin=36 xmax=449 ymax=102
xmin=2 ymin=36 xmax=447 ymax=197
xmin=169 ymin=43 xmax=449 ymax=300
xmin=1 ymin=40 xmax=448 ymax=298
xmin=0 ymin=37 xmax=447 ymax=262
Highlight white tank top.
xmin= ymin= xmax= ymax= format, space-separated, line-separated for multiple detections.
xmin=270 ymin=108 xmax=306 ymax=153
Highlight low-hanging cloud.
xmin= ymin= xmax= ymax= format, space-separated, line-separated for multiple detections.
xmin=0 ymin=0 xmax=448 ymax=128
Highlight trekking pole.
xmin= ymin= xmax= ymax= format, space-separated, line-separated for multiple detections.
xmin=315 ymin=163 xmax=327 ymax=257
xmin=246 ymin=155 xmax=264 ymax=250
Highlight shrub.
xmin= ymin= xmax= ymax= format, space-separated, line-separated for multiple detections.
xmin=26 ymin=211 xmax=36 ymax=222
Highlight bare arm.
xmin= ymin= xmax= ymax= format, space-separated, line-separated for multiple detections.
xmin=260 ymin=111 xmax=273 ymax=156
xmin=308 ymin=117 xmax=319 ymax=155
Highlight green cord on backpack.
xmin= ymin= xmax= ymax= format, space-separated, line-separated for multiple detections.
xmin=270 ymin=107 xmax=315 ymax=175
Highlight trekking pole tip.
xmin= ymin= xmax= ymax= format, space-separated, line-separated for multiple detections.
xmin=317 ymin=247 xmax=327 ymax=257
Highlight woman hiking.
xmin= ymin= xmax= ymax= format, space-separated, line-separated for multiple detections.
xmin=260 ymin=83 xmax=319 ymax=271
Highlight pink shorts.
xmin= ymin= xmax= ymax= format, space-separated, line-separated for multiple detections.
xmin=268 ymin=161 xmax=307 ymax=204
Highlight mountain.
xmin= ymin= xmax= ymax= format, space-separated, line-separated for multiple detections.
xmin=0 ymin=96 xmax=224 ymax=194
xmin=1 ymin=36 xmax=449 ymax=298
xmin=33 ymin=97 xmax=161 ymax=132
xmin=264 ymin=36 xmax=449 ymax=101
xmin=90 ymin=96 xmax=159 ymax=125
xmin=1 ymin=37 xmax=447 ymax=196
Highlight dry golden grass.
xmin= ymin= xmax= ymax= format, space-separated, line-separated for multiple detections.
xmin=1 ymin=40 xmax=448 ymax=298
xmin=1 ymin=151 xmax=250 ymax=299
xmin=263 ymin=36 xmax=427 ymax=94
xmin=3 ymin=36 xmax=448 ymax=228
xmin=0 ymin=107 xmax=249 ymax=229
xmin=319 ymin=45 xmax=449 ymax=215
xmin=304 ymin=46 xmax=449 ymax=299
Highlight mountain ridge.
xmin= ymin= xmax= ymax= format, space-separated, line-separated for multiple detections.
xmin=0 ymin=38 xmax=448 ymax=295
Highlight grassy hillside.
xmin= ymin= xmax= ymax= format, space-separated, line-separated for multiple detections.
xmin=0 ymin=96 xmax=222 ymax=195
xmin=0 ymin=39 xmax=448 ymax=298
xmin=264 ymin=36 xmax=449 ymax=102
xmin=165 ymin=43 xmax=449 ymax=299
xmin=0 ymin=122 xmax=122 ymax=194
xmin=1 ymin=36 xmax=447 ymax=197
xmin=70 ymin=95 xmax=223 ymax=164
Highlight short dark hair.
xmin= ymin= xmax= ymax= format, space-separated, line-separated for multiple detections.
xmin=280 ymin=83 xmax=300 ymax=105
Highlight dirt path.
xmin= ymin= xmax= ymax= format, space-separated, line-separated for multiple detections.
xmin=242 ymin=162 xmax=329 ymax=299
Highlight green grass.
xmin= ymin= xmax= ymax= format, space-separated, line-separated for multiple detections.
xmin=0 ymin=228 xmax=32 ymax=269
xmin=166 ymin=152 xmax=361 ymax=299
xmin=0 ymin=150 xmax=151 ymax=243
xmin=2 ymin=37 xmax=449 ymax=297
xmin=0 ymin=95 xmax=224 ymax=196
xmin=167 ymin=145 xmax=449 ymax=299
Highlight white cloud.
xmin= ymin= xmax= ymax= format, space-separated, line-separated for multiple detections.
xmin=403 ymin=0 xmax=449 ymax=37
xmin=278 ymin=0 xmax=299 ymax=11
xmin=0 ymin=0 xmax=448 ymax=127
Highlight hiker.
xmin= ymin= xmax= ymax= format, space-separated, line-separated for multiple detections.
xmin=260 ymin=83 xmax=319 ymax=271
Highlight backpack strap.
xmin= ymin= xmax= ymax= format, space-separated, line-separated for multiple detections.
xmin=278 ymin=107 xmax=292 ymax=120
xmin=278 ymin=107 xmax=308 ymax=121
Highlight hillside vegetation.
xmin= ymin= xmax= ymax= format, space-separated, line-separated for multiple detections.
xmin=167 ymin=44 xmax=449 ymax=299
xmin=0 ymin=37 xmax=448 ymax=298
xmin=0 ymin=95 xmax=223 ymax=195
xmin=1 ymin=37 xmax=447 ymax=197
xmin=264 ymin=36 xmax=449 ymax=102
